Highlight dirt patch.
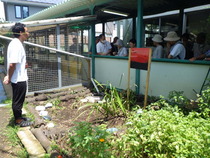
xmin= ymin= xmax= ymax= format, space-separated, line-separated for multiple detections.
xmin=25 ymin=86 xmax=127 ymax=157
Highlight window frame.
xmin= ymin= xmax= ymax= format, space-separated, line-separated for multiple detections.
xmin=22 ymin=6 xmax=29 ymax=18
xmin=15 ymin=5 xmax=22 ymax=19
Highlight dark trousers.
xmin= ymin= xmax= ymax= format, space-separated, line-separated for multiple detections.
xmin=11 ymin=81 xmax=27 ymax=120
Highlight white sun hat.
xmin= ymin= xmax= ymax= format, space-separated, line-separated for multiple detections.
xmin=164 ymin=31 xmax=180 ymax=41
xmin=152 ymin=34 xmax=163 ymax=43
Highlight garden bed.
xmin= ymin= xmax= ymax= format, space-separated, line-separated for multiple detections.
xmin=24 ymin=84 xmax=210 ymax=158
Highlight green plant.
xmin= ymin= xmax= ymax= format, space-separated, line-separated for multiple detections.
xmin=196 ymin=86 xmax=210 ymax=118
xmin=111 ymin=109 xmax=210 ymax=158
xmin=50 ymin=142 xmax=69 ymax=157
xmin=0 ymin=56 xmax=4 ymax=64
xmin=78 ymin=82 xmax=134 ymax=119
xmin=52 ymin=99 xmax=62 ymax=109
xmin=68 ymin=122 xmax=111 ymax=158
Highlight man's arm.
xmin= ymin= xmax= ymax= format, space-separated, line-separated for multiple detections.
xmin=189 ymin=54 xmax=206 ymax=61
xmin=168 ymin=54 xmax=173 ymax=59
xmin=3 ymin=63 xmax=16 ymax=84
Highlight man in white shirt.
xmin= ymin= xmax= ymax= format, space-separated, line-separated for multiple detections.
xmin=96 ymin=34 xmax=112 ymax=55
xmin=3 ymin=23 xmax=32 ymax=127
xmin=164 ymin=31 xmax=186 ymax=59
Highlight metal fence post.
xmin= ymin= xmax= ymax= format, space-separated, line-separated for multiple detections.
xmin=56 ymin=24 xmax=62 ymax=88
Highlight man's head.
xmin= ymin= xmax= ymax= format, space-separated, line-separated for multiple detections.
xmin=72 ymin=37 xmax=78 ymax=44
xmin=129 ymin=38 xmax=136 ymax=48
xmin=115 ymin=39 xmax=123 ymax=48
xmin=12 ymin=23 xmax=29 ymax=41
xmin=113 ymin=37 xmax=119 ymax=43
xmin=196 ymin=32 xmax=206 ymax=44
xmin=99 ymin=34 xmax=105 ymax=41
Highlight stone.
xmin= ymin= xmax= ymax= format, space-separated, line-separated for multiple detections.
xmin=17 ymin=129 xmax=46 ymax=157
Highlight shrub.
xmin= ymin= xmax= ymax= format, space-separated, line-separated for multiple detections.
xmin=112 ymin=109 xmax=210 ymax=158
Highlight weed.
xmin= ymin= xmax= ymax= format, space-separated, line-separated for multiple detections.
xmin=68 ymin=122 xmax=112 ymax=158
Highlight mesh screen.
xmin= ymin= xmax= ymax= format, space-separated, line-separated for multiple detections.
xmin=1 ymin=24 xmax=91 ymax=92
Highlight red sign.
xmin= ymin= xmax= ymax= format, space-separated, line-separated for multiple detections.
xmin=130 ymin=48 xmax=151 ymax=70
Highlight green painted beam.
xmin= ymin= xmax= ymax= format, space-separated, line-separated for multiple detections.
xmin=21 ymin=0 xmax=114 ymax=22
xmin=91 ymin=6 xmax=96 ymax=79
xmin=135 ymin=0 xmax=143 ymax=94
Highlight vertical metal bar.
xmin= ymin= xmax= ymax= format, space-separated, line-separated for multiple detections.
xmin=159 ymin=17 xmax=162 ymax=34
xmin=91 ymin=6 xmax=95 ymax=79
xmin=117 ymin=21 xmax=120 ymax=38
xmin=135 ymin=0 xmax=143 ymax=94
xmin=182 ymin=13 xmax=187 ymax=34
xmin=178 ymin=9 xmax=184 ymax=36
xmin=81 ymin=30 xmax=84 ymax=54
xmin=56 ymin=24 xmax=62 ymax=87
xmin=102 ymin=22 xmax=105 ymax=35
xmin=132 ymin=17 xmax=136 ymax=39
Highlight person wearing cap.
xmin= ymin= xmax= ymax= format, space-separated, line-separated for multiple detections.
xmin=152 ymin=34 xmax=163 ymax=59
xmin=114 ymin=39 xmax=128 ymax=56
xmin=164 ymin=31 xmax=186 ymax=59
xmin=96 ymin=34 xmax=112 ymax=56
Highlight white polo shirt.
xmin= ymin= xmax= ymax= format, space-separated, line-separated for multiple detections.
xmin=169 ymin=42 xmax=186 ymax=59
xmin=7 ymin=38 xmax=28 ymax=83
xmin=96 ymin=41 xmax=112 ymax=55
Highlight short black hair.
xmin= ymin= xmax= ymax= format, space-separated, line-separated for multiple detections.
xmin=11 ymin=23 xmax=26 ymax=38
xmin=129 ymin=38 xmax=136 ymax=44
xmin=99 ymin=34 xmax=105 ymax=39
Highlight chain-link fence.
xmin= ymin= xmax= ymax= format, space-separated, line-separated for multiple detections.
xmin=0 ymin=23 xmax=91 ymax=92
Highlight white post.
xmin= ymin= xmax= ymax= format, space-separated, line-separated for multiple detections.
xmin=56 ymin=24 xmax=62 ymax=88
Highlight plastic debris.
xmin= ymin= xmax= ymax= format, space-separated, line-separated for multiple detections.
xmin=35 ymin=106 xmax=45 ymax=111
xmin=86 ymin=96 xmax=101 ymax=103
xmin=45 ymin=103 xmax=53 ymax=108
xmin=80 ymin=99 xmax=88 ymax=103
xmin=125 ymin=122 xmax=132 ymax=125
xmin=106 ymin=128 xmax=118 ymax=133
xmin=39 ymin=111 xmax=48 ymax=116
xmin=46 ymin=122 xmax=54 ymax=128
xmin=98 ymin=100 xmax=105 ymax=104
xmin=43 ymin=115 xmax=52 ymax=121
xmin=136 ymin=109 xmax=143 ymax=114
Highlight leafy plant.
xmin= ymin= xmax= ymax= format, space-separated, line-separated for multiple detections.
xmin=0 ymin=56 xmax=4 ymax=64
xmin=196 ymin=86 xmax=210 ymax=118
xmin=78 ymin=81 xmax=135 ymax=119
xmin=51 ymin=99 xmax=62 ymax=109
xmin=111 ymin=109 xmax=210 ymax=158
xmin=68 ymin=122 xmax=111 ymax=158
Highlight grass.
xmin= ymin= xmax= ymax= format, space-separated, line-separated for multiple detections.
xmin=0 ymin=102 xmax=31 ymax=157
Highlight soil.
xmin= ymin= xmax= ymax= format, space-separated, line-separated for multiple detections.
xmin=26 ymin=86 xmax=127 ymax=157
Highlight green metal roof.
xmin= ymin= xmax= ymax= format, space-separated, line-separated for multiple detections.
xmin=21 ymin=0 xmax=210 ymax=22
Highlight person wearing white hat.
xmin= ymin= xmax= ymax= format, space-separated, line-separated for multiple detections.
xmin=114 ymin=39 xmax=128 ymax=56
xmin=164 ymin=31 xmax=186 ymax=59
xmin=152 ymin=34 xmax=163 ymax=59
